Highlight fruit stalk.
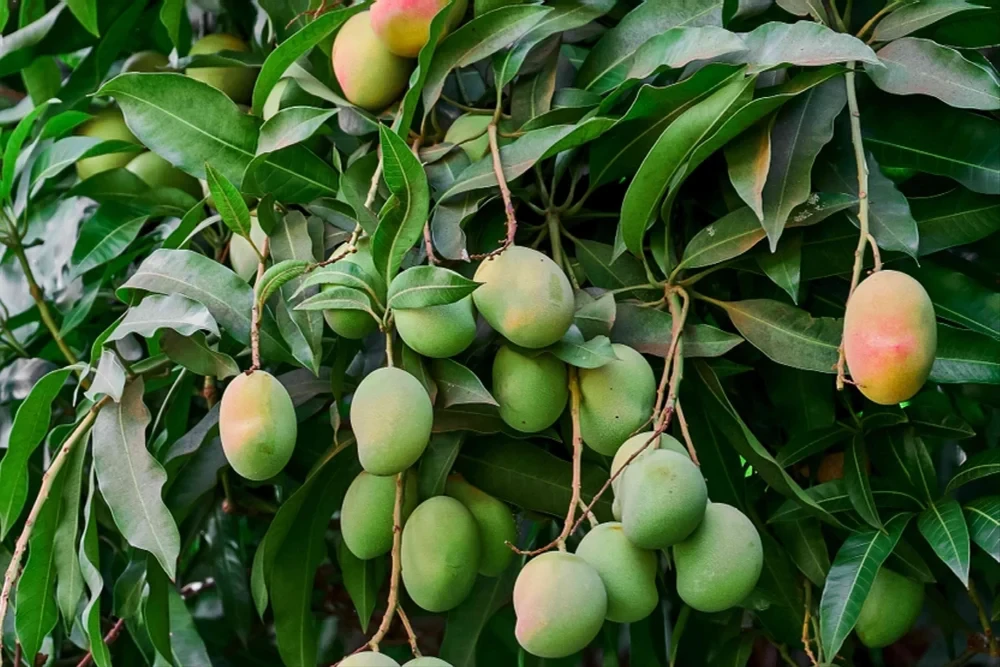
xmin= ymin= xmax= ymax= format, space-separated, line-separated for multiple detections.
xmin=249 ymin=238 xmax=269 ymax=372
xmin=367 ymin=471 xmax=405 ymax=651
xmin=396 ymin=605 xmax=421 ymax=657
xmin=673 ymin=401 xmax=699 ymax=465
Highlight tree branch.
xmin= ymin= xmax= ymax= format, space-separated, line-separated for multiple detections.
xmin=248 ymin=238 xmax=270 ymax=372
xmin=367 ymin=472 xmax=405 ymax=650
xmin=75 ymin=617 xmax=126 ymax=667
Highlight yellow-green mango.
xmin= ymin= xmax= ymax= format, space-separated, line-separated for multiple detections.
xmin=513 ymin=552 xmax=607 ymax=658
xmin=610 ymin=431 xmax=687 ymax=520
xmin=855 ymin=567 xmax=924 ymax=648
xmin=370 ymin=0 xmax=468 ymax=58
xmin=401 ymin=496 xmax=481 ymax=612
xmin=492 ymin=345 xmax=567 ymax=433
xmin=351 ymin=367 xmax=433 ymax=475
xmin=341 ymin=470 xmax=419 ymax=559
xmin=445 ymin=113 xmax=491 ymax=161
xmin=219 ymin=371 xmax=296 ymax=480
xmin=403 ymin=657 xmax=453 ymax=666
xmin=576 ymin=522 xmax=657 ymax=623
xmin=843 ymin=270 xmax=936 ymax=405
xmin=229 ymin=214 xmax=266 ymax=282
xmin=578 ymin=344 xmax=655 ymax=455
xmin=618 ymin=450 xmax=707 ymax=549
xmin=340 ymin=653 xmax=399 ymax=667
xmin=75 ymin=108 xmax=141 ymax=180
xmin=394 ymin=296 xmax=477 ymax=358
xmin=122 ymin=50 xmax=169 ymax=73
xmin=332 ymin=12 xmax=414 ymax=111
xmin=125 ymin=151 xmax=202 ymax=199
xmin=185 ymin=33 xmax=257 ymax=103
xmin=445 ymin=475 xmax=516 ymax=576
xmin=473 ymin=246 xmax=574 ymax=349
xmin=673 ymin=503 xmax=763 ymax=613
xmin=323 ymin=239 xmax=385 ymax=340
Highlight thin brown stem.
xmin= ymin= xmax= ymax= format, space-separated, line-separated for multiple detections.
xmin=202 ymin=376 xmax=218 ymax=408
xmin=469 ymin=124 xmax=517 ymax=262
xmin=578 ymin=498 xmax=598 ymax=529
xmin=855 ymin=0 xmax=903 ymax=40
xmin=674 ymin=401 xmax=699 ymax=466
xmin=802 ymin=580 xmax=819 ymax=666
xmin=396 ymin=605 xmax=421 ymax=657
xmin=12 ymin=644 xmax=20 ymax=667
xmin=248 ymin=238 xmax=269 ymax=372
xmin=75 ymin=617 xmax=126 ymax=667
xmin=653 ymin=288 xmax=689 ymax=422
xmin=367 ymin=472 xmax=405 ymax=650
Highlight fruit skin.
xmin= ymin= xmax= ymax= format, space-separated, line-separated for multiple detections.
xmin=578 ymin=344 xmax=656 ymax=455
xmin=473 ymin=246 xmax=574 ymax=349
xmin=401 ymin=496 xmax=481 ymax=612
xmin=843 ymin=270 xmax=936 ymax=405
xmin=122 ymin=51 xmax=169 ymax=73
xmin=673 ymin=503 xmax=763 ymax=613
xmin=576 ymin=522 xmax=657 ymax=623
xmin=230 ymin=215 xmax=267 ymax=281
xmin=185 ymin=33 xmax=257 ymax=103
xmin=618 ymin=450 xmax=707 ymax=549
xmin=332 ymin=12 xmax=414 ymax=111
xmin=341 ymin=471 xmax=418 ymax=559
xmin=219 ymin=371 xmax=297 ymax=480
xmin=403 ymin=659 xmax=453 ymax=667
xmin=395 ymin=296 xmax=477 ymax=358
xmin=125 ymin=151 xmax=202 ymax=199
xmin=340 ymin=653 xmax=400 ymax=667
xmin=323 ymin=239 xmax=385 ymax=340
xmin=370 ymin=0 xmax=468 ymax=58
xmin=350 ymin=367 xmax=433 ymax=476
xmin=445 ymin=475 xmax=516 ymax=576
xmin=855 ymin=567 xmax=924 ymax=648
xmin=445 ymin=113 xmax=491 ymax=160
xmin=492 ymin=346 xmax=568 ymax=433
xmin=513 ymin=552 xmax=607 ymax=658
xmin=75 ymin=108 xmax=141 ymax=180
xmin=611 ymin=432 xmax=688 ymax=520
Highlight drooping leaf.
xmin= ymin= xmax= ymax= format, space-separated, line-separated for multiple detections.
xmin=418 ymin=432 xmax=465 ymax=499
xmin=844 ymin=435 xmax=882 ymax=530
xmin=945 ymin=449 xmax=1000 ymax=494
xmin=160 ymin=331 xmax=240 ymax=379
xmin=268 ymin=212 xmax=323 ymax=375
xmin=902 ymin=261 xmax=1000 ymax=341
xmin=874 ymin=0 xmax=985 ymax=41
xmin=610 ymin=302 xmax=744 ymax=359
xmin=53 ymin=428 xmax=87 ymax=630
xmin=84 ymin=348 xmax=126 ymax=403
xmin=964 ymin=497 xmax=999 ymax=563
xmin=756 ymin=230 xmax=802 ymax=303
xmin=725 ymin=118 xmax=772 ymax=221
xmin=440 ymin=567 xmax=519 ymax=665
xmin=336 ymin=540 xmax=384 ymax=633
xmin=774 ymin=519 xmax=830 ymax=587
xmin=108 ymin=293 xmax=219 ymax=342
xmin=69 ymin=202 xmax=149 ymax=279
xmin=431 ymin=358 xmax=498 ymax=408
xmin=776 ymin=424 xmax=853 ymax=468
xmin=206 ymin=509 xmax=252 ymax=645
xmin=868 ymin=428 xmax=937 ymax=505
xmin=918 ymin=499 xmax=970 ymax=585
xmin=79 ymin=467 xmax=111 ymax=667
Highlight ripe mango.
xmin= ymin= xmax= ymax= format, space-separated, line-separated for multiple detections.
xmin=843 ymin=270 xmax=936 ymax=405
xmin=370 ymin=0 xmax=468 ymax=58
xmin=618 ymin=450 xmax=707 ymax=549
xmin=578 ymin=344 xmax=655 ymax=455
xmin=473 ymin=246 xmax=574 ymax=349
xmin=492 ymin=345 xmax=568 ymax=433
xmin=855 ymin=567 xmax=924 ymax=648
xmin=125 ymin=151 xmax=202 ymax=199
xmin=576 ymin=522 xmax=657 ymax=623
xmin=445 ymin=113 xmax=491 ymax=161
xmin=341 ymin=470 xmax=418 ymax=559
xmin=229 ymin=215 xmax=267 ymax=282
xmin=219 ymin=371 xmax=297 ymax=480
xmin=351 ymin=367 xmax=433 ymax=476
xmin=332 ymin=12 xmax=413 ymax=111
xmin=340 ymin=653 xmax=399 ymax=666
xmin=513 ymin=552 xmax=607 ymax=658
xmin=186 ymin=34 xmax=257 ymax=104
xmin=401 ymin=496 xmax=481 ymax=611
xmin=75 ymin=108 xmax=141 ymax=180
xmin=673 ymin=503 xmax=762 ymax=613
xmin=394 ymin=296 xmax=477 ymax=358
xmin=323 ymin=239 xmax=385 ymax=340
xmin=445 ymin=475 xmax=516 ymax=576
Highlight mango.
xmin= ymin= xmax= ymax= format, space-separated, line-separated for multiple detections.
xmin=445 ymin=113 xmax=491 ymax=161
xmin=394 ymin=296 xmax=477 ymax=358
xmin=229 ymin=215 xmax=267 ymax=282
xmin=611 ymin=431 xmax=688 ymax=520
xmin=473 ymin=246 xmax=574 ymax=349
xmin=403 ymin=657 xmax=453 ymax=666
xmin=323 ymin=239 xmax=385 ymax=340
xmin=370 ymin=0 xmax=468 ymax=58
xmin=75 ymin=108 xmax=141 ymax=180
xmin=401 ymin=496 xmax=481 ymax=611
xmin=578 ymin=344 xmax=655 ymax=455
xmin=843 ymin=270 xmax=936 ymax=405
xmin=673 ymin=503 xmax=763 ymax=613
xmin=618 ymin=450 xmax=707 ymax=549
xmin=576 ymin=522 xmax=657 ymax=623
xmin=492 ymin=345 xmax=567 ymax=433
xmin=340 ymin=653 xmax=399 ymax=667
xmin=351 ymin=367 xmax=433 ymax=475
xmin=855 ymin=567 xmax=924 ymax=648
xmin=341 ymin=470 xmax=419 ymax=559
xmin=125 ymin=151 xmax=202 ymax=199
xmin=122 ymin=51 xmax=169 ymax=73
xmin=513 ymin=552 xmax=607 ymax=658
xmin=219 ymin=371 xmax=297 ymax=480
xmin=332 ymin=12 xmax=414 ymax=111
xmin=185 ymin=33 xmax=257 ymax=104
xmin=445 ymin=475 xmax=516 ymax=576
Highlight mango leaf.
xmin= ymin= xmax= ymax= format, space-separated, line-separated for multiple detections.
xmin=257 ymin=107 xmax=336 ymax=156
xmin=255 ymin=260 xmax=311 ymax=309
xmin=160 ymin=331 xmax=240 ymax=379
xmin=680 ymin=382 xmax=747 ymax=510
xmin=336 ymin=540 xmax=384 ymax=633
xmin=930 ymin=326 xmax=1000 ymax=385
xmin=168 ymin=587 xmax=212 ymax=665
xmin=295 ymin=286 xmax=378 ymax=322
xmin=679 ymin=207 xmax=764 ymax=269
xmin=294 ymin=261 xmax=384 ymax=310
xmin=53 ymin=428 xmax=87 ymax=630
xmin=418 ymin=432 xmax=465 ymax=499
xmin=868 ymin=428 xmax=937 ymax=505
xmin=206 ymin=162 xmax=252 ymax=238
xmin=69 ymin=202 xmax=149 ymax=279
xmin=268 ymin=212 xmax=323 ymax=375
xmin=84 ymin=349 xmax=126 ymax=403
xmin=776 ymin=424 xmax=853 ymax=468
xmin=918 ymin=499 xmax=970 ymax=585
xmin=387 ymin=265 xmax=480 ymax=309
xmin=574 ymin=292 xmax=616 ymax=339
xmin=431 ymin=359 xmax=498 ymax=408
xmin=108 ymin=293 xmax=219 ymax=342
xmin=550 ymin=333 xmax=618 ymax=369
xmin=945 ymin=449 xmax=1000 ymax=494
xmin=440 ymin=568 xmax=518 ymax=665
xmin=611 ymin=302 xmax=743 ymax=359
xmin=79 ymin=467 xmax=111 ymax=667
xmin=844 ymin=435 xmax=882 ymax=530
xmin=964 ymin=497 xmax=999 ymax=563
xmin=1 ymin=99 xmax=51 ymax=202
xmin=903 ymin=261 xmax=1000 ymax=341
xmin=769 ymin=482 xmax=925 ymax=523
xmin=739 ymin=21 xmax=879 ymax=72
xmin=774 ymin=519 xmax=830 ymax=587
xmin=725 ymin=119 xmax=772 ymax=221
xmin=873 ymin=0 xmax=985 ymax=41
xmin=756 ymin=230 xmax=802 ymax=303
xmin=394 ymin=3 xmax=453 ymax=135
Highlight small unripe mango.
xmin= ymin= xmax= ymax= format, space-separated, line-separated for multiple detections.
xmin=185 ymin=34 xmax=257 ymax=104
xmin=75 ymin=108 xmax=141 ymax=180
xmin=673 ymin=503 xmax=762 ymax=613
xmin=445 ymin=113 xmax=491 ymax=161
xmin=513 ymin=552 xmax=607 ymax=658
xmin=611 ymin=432 xmax=688 ymax=520
xmin=492 ymin=346 xmax=567 ymax=433
xmin=401 ymin=496 xmax=481 ymax=612
xmin=122 ymin=51 xmax=169 ymax=73
xmin=323 ymin=239 xmax=385 ymax=340
xmin=351 ymin=367 xmax=433 ymax=476
xmin=219 ymin=371 xmax=297 ymax=480
xmin=126 ymin=151 xmax=202 ymax=199
xmin=340 ymin=653 xmax=399 ymax=666
xmin=446 ymin=475 xmax=516 ymax=576
xmin=370 ymin=0 xmax=468 ymax=58
xmin=341 ymin=471 xmax=418 ymax=559
xmin=229 ymin=215 xmax=267 ymax=282
xmin=618 ymin=450 xmax=707 ymax=549
xmin=403 ymin=656 xmax=453 ymax=666
xmin=332 ymin=12 xmax=414 ymax=111
xmin=473 ymin=246 xmax=574 ymax=349
xmin=578 ymin=344 xmax=655 ymax=455
xmin=844 ymin=270 xmax=936 ymax=405
xmin=395 ymin=296 xmax=477 ymax=358
xmin=576 ymin=522 xmax=657 ymax=623
xmin=855 ymin=567 xmax=924 ymax=648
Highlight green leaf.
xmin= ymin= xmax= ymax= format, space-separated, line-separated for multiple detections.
xmin=440 ymin=568 xmax=518 ymax=664
xmin=964 ymin=497 xmax=999 ymax=563
xmin=31 ymin=136 xmax=140 ymax=191
xmin=418 ymin=432 xmax=465 ymax=499
xmin=159 ymin=0 xmax=186 ymax=51
xmin=776 ymin=424 xmax=853 ymax=468
xmin=336 ymin=540 xmax=384 ymax=633
xmin=756 ymin=230 xmax=802 ymax=303
xmin=206 ymin=509 xmax=252 ymax=644
xmin=572 ymin=239 xmax=652 ymax=292
xmin=93 ymin=378 xmax=181 ymax=579
xmin=1 ymin=98 xmax=51 ymax=202
xmin=868 ymin=428 xmax=937 ymax=505
xmin=69 ymin=202 xmax=148 ymax=279
xmin=887 ymin=539 xmax=937 ymax=584
xmin=79 ymin=468 xmax=111 ymax=667
xmin=66 ymin=0 xmax=99 ymax=37
xmin=550 ymin=333 xmax=619 ymax=369
xmin=256 ymin=260 xmax=311 ymax=309
xmin=387 ymin=265 xmax=480 ymax=309
xmin=294 ymin=261 xmax=384 ymax=310
xmin=818 ymin=513 xmax=910 ymax=659
xmin=205 ymin=162 xmax=252 ymax=239
xmin=905 ymin=394 xmax=975 ymax=440
xmin=681 ymin=381 xmax=747 ymax=510
xmin=769 ymin=481 xmax=924 ymax=523
xmin=844 ymin=435 xmax=882 ymax=530
xmin=774 ymin=519 xmax=830 ymax=587
xmin=257 ymin=106 xmax=336 ymax=156
xmin=946 ymin=449 xmax=1000 ymax=493
xmin=295 ymin=286 xmax=378 ymax=323
xmin=54 ymin=429 xmax=87 ymax=630
xmin=431 ymin=358 xmax=498 ymax=408
xmin=574 ymin=292 xmax=616 ymax=340
xmin=679 ymin=207 xmax=765 ymax=269
xmin=739 ymin=21 xmax=879 ymax=72
xmin=611 ymin=302 xmax=744 ymax=359
xmin=902 ymin=261 xmax=999 ymax=341
xmin=918 ymin=499 xmax=970 ymax=585
xmin=108 ymin=293 xmax=219 ymax=342
xmin=725 ymin=119 xmax=772 ymax=221
xmin=168 ymin=587 xmax=212 ymax=666
xmin=394 ymin=1 xmax=455 ymax=135
xmin=160 ymin=330 xmax=240 ymax=379
xmin=874 ymin=0 xmax=985 ymax=41
xmin=144 ymin=557 xmax=172 ymax=663
xmin=242 ymin=143 xmax=340 ymax=203
xmin=930 ymin=326 xmax=1000 ymax=384
xmin=85 ymin=348 xmax=126 ymax=403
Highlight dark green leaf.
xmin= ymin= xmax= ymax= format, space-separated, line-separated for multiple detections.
xmin=206 ymin=162 xmax=252 ymax=238
xmin=418 ymin=432 xmax=465 ymax=499
xmin=776 ymin=425 xmax=853 ymax=468
xmin=868 ymin=427 xmax=937 ymax=505
xmin=902 ymin=261 xmax=999 ymax=340
xmin=79 ymin=468 xmax=111 ymax=667
xmin=774 ymin=519 xmax=830 ymax=587
xmin=611 ymin=302 xmax=744 ymax=359
xmin=336 ymin=540 xmax=384 ymax=633
xmin=946 ymin=449 xmax=1000 ymax=494
xmin=739 ymin=21 xmax=878 ymax=72
xmin=679 ymin=207 xmax=764 ymax=270
xmin=440 ymin=568 xmax=518 ymax=665
xmin=160 ymin=331 xmax=240 ymax=380
xmin=551 ymin=333 xmax=619 ymax=369
xmin=53 ymin=428 xmax=87 ymax=629
xmin=69 ymin=203 xmax=148 ymax=279
xmin=930 ymin=326 xmax=1000 ymax=384
xmin=206 ymin=509 xmax=252 ymax=644
xmin=1 ymin=99 xmax=51 ymax=202
xmin=431 ymin=358 xmax=498 ymax=408
xmin=845 ymin=434 xmax=882 ymax=530
xmin=918 ymin=499 xmax=970 ymax=585
xmin=725 ymin=118 xmax=771 ymax=221
xmin=756 ymin=230 xmax=802 ymax=303
xmin=387 ymin=265 xmax=480 ymax=309
xmin=874 ymin=0 xmax=984 ymax=41
xmin=964 ymin=497 xmax=999 ymax=563
xmin=256 ymin=106 xmax=336 ymax=155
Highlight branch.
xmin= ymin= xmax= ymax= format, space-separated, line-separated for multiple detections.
xmin=653 ymin=287 xmax=689 ymax=422
xmin=248 ymin=238 xmax=270 ymax=372
xmin=75 ymin=617 xmax=126 ymax=667
xmin=396 ymin=605 xmax=421 ymax=657
xmin=674 ymin=400 xmax=699 ymax=466
xmin=367 ymin=472 xmax=405 ymax=650
xmin=469 ymin=124 xmax=517 ymax=261
xmin=802 ymin=580 xmax=819 ymax=666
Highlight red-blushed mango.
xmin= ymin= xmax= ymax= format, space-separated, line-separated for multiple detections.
xmin=576 ymin=522 xmax=657 ymax=623
xmin=332 ymin=12 xmax=414 ymax=111
xmin=473 ymin=246 xmax=574 ymax=349
xmin=219 ymin=371 xmax=297 ymax=480
xmin=844 ymin=270 xmax=936 ymax=405
xmin=578 ymin=344 xmax=655 ymax=455
xmin=122 ymin=50 xmax=169 ymax=73
xmin=395 ymin=296 xmax=477 ymax=358
xmin=125 ymin=151 xmax=202 ymax=199
xmin=401 ymin=496 xmax=481 ymax=611
xmin=673 ymin=503 xmax=763 ymax=613
xmin=492 ymin=345 xmax=568 ymax=433
xmin=855 ymin=567 xmax=924 ymax=647
xmin=611 ymin=431 xmax=688 ymax=520
xmin=229 ymin=214 xmax=266 ymax=281
xmin=618 ymin=450 xmax=707 ymax=549
xmin=340 ymin=653 xmax=400 ymax=666
xmin=185 ymin=34 xmax=257 ymax=103
xmin=75 ymin=108 xmax=141 ymax=180
xmin=370 ymin=0 xmax=468 ymax=58
xmin=513 ymin=552 xmax=607 ymax=658
xmin=403 ymin=659 xmax=453 ymax=666
xmin=351 ymin=367 xmax=433 ymax=475
xmin=445 ymin=475 xmax=516 ymax=576
xmin=445 ymin=113 xmax=491 ymax=160
xmin=323 ymin=239 xmax=385 ymax=339
xmin=341 ymin=470 xmax=418 ymax=559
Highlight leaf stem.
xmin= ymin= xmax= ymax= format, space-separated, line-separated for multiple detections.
xmin=248 ymin=238 xmax=269 ymax=373
xmin=367 ymin=472 xmax=405 ymax=650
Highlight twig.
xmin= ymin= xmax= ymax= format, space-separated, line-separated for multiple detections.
xmin=802 ymin=580 xmax=819 ymax=666
xmin=396 ymin=605 xmax=421 ymax=657
xmin=202 ymin=376 xmax=218 ymax=408
xmin=12 ymin=644 xmax=20 ymax=667
xmin=968 ymin=580 xmax=998 ymax=657
xmin=866 ymin=233 xmax=882 ymax=271
xmin=674 ymin=401 xmax=699 ymax=466
xmin=653 ymin=287 xmax=689 ymax=422
xmin=469 ymin=124 xmax=517 ymax=261
xmin=423 ymin=222 xmax=437 ymax=265
xmin=248 ymin=238 xmax=269 ymax=373
xmin=75 ymin=617 xmax=126 ymax=667
xmin=366 ymin=154 xmax=384 ymax=211
xmin=578 ymin=498 xmax=599 ymax=529
xmin=367 ymin=473 xmax=405 ymax=650
xmin=855 ymin=0 xmax=904 ymax=40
